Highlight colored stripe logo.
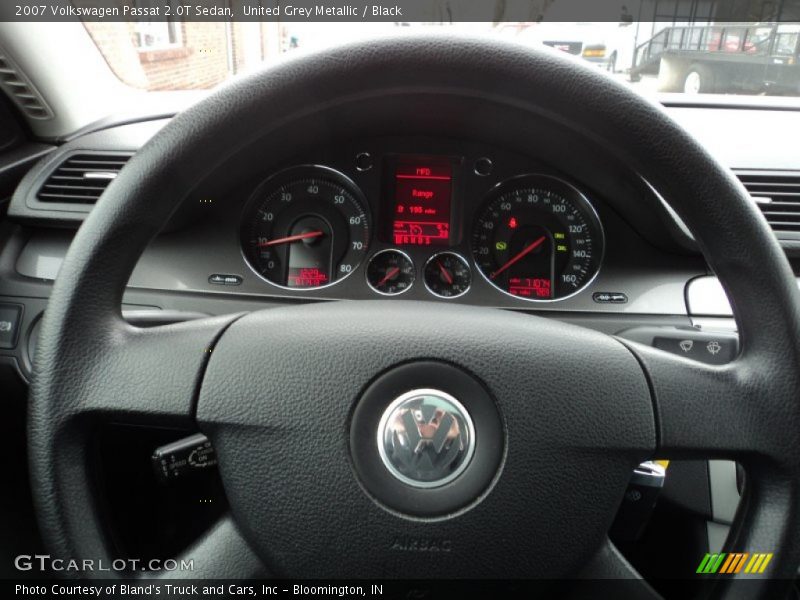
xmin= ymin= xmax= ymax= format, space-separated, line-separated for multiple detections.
xmin=696 ymin=553 xmax=773 ymax=574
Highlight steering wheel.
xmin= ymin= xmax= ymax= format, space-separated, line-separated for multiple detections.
xmin=29 ymin=36 xmax=800 ymax=597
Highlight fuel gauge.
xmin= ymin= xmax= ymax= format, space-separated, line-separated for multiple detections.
xmin=366 ymin=250 xmax=415 ymax=296
xmin=424 ymin=252 xmax=471 ymax=299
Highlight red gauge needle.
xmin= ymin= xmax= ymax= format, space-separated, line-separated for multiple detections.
xmin=258 ymin=230 xmax=323 ymax=247
xmin=377 ymin=267 xmax=400 ymax=287
xmin=490 ymin=235 xmax=547 ymax=280
xmin=437 ymin=261 xmax=454 ymax=285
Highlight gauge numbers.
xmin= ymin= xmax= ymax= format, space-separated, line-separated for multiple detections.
xmin=472 ymin=175 xmax=604 ymax=301
xmin=241 ymin=166 xmax=370 ymax=290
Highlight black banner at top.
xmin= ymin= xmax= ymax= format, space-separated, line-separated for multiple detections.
xmin=3 ymin=0 xmax=800 ymax=23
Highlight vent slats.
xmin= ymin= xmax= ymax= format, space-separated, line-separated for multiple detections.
xmin=0 ymin=50 xmax=53 ymax=120
xmin=37 ymin=154 xmax=131 ymax=204
xmin=747 ymin=190 xmax=800 ymax=197
xmin=42 ymin=184 xmax=107 ymax=192
xmin=761 ymin=211 xmax=800 ymax=219
xmin=736 ymin=171 xmax=800 ymax=235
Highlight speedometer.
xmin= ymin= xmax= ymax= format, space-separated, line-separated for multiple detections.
xmin=471 ymin=175 xmax=604 ymax=301
xmin=241 ymin=166 xmax=370 ymax=289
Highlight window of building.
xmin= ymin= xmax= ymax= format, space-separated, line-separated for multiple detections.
xmin=133 ymin=1 xmax=182 ymax=51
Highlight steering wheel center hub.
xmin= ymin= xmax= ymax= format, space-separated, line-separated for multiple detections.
xmin=193 ymin=302 xmax=655 ymax=577
xmin=350 ymin=361 xmax=503 ymax=517
xmin=378 ymin=388 xmax=476 ymax=488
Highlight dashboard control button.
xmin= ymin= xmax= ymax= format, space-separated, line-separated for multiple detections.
xmin=610 ymin=461 xmax=666 ymax=542
xmin=474 ymin=157 xmax=493 ymax=176
xmin=593 ymin=292 xmax=628 ymax=304
xmin=654 ymin=336 xmax=737 ymax=365
xmin=617 ymin=326 xmax=739 ymax=365
xmin=355 ymin=152 xmax=373 ymax=171
xmin=152 ymin=433 xmax=218 ymax=485
xmin=0 ymin=304 xmax=22 ymax=349
xmin=208 ymin=273 xmax=243 ymax=286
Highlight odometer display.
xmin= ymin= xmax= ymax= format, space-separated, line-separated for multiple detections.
xmin=241 ymin=166 xmax=370 ymax=289
xmin=471 ymin=175 xmax=603 ymax=301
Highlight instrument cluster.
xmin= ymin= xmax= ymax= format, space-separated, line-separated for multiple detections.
xmin=239 ymin=148 xmax=605 ymax=303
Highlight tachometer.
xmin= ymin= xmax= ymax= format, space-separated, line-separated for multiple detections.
xmin=241 ymin=166 xmax=370 ymax=289
xmin=471 ymin=175 xmax=603 ymax=301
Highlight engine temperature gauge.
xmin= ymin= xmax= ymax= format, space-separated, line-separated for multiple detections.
xmin=424 ymin=252 xmax=471 ymax=299
xmin=366 ymin=250 xmax=415 ymax=296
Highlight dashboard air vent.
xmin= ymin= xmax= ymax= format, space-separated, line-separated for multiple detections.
xmin=736 ymin=171 xmax=800 ymax=236
xmin=0 ymin=50 xmax=53 ymax=120
xmin=37 ymin=154 xmax=131 ymax=204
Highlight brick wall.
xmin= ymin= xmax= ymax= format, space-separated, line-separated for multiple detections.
xmin=84 ymin=21 xmax=262 ymax=91
xmin=141 ymin=23 xmax=230 ymax=90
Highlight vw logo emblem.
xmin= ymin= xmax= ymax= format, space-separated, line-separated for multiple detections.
xmin=377 ymin=388 xmax=475 ymax=488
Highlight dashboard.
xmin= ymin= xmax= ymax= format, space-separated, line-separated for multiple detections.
xmin=239 ymin=152 xmax=604 ymax=302
xmin=195 ymin=132 xmax=699 ymax=313
xmin=6 ymin=102 xmax=800 ymax=350
xmin=4 ymin=127 xmax=705 ymax=316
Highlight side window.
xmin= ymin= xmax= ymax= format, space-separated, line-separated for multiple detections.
xmin=721 ymin=28 xmax=745 ymax=52
xmin=706 ymin=27 xmax=723 ymax=51
xmin=685 ymin=27 xmax=705 ymax=50
xmin=774 ymin=32 xmax=799 ymax=56
xmin=743 ymin=27 xmax=772 ymax=54
xmin=133 ymin=1 xmax=182 ymax=51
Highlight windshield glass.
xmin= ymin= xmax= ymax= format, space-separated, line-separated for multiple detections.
xmin=84 ymin=20 xmax=800 ymax=98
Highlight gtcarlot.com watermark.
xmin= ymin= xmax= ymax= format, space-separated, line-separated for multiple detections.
xmin=14 ymin=554 xmax=194 ymax=573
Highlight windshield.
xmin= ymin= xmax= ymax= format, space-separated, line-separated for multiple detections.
xmin=83 ymin=20 xmax=800 ymax=99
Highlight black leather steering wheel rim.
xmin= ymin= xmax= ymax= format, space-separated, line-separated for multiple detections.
xmin=29 ymin=35 xmax=800 ymax=596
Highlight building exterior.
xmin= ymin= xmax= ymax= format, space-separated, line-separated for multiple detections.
xmin=84 ymin=14 xmax=282 ymax=90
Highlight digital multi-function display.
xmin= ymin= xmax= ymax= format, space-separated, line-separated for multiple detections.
xmin=392 ymin=160 xmax=452 ymax=246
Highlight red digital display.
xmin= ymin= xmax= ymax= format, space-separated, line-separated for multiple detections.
xmin=392 ymin=162 xmax=452 ymax=246
xmin=508 ymin=277 xmax=552 ymax=298
xmin=288 ymin=267 xmax=329 ymax=288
